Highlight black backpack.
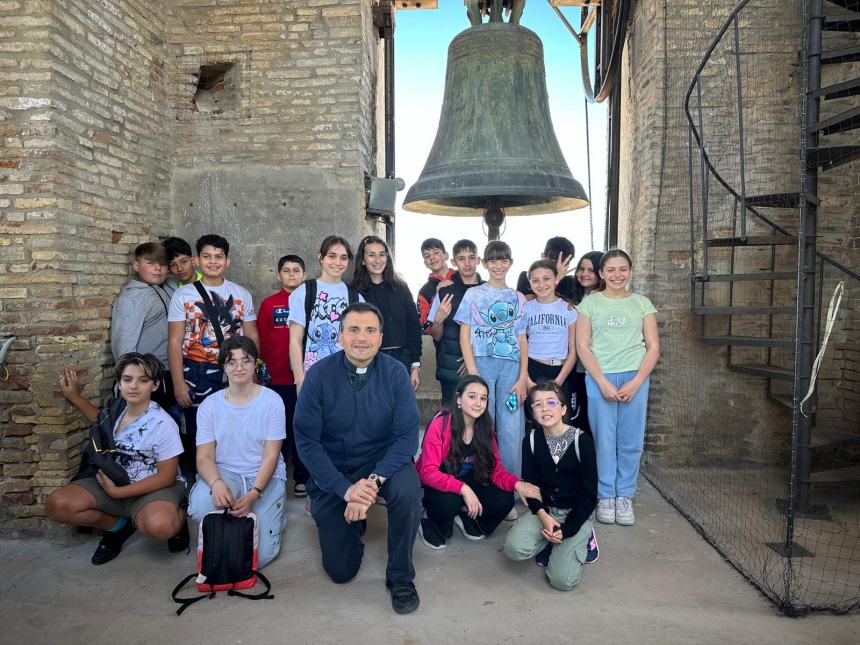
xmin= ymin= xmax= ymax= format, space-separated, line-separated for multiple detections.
xmin=172 ymin=510 xmax=273 ymax=616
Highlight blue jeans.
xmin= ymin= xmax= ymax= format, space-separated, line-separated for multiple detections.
xmin=188 ymin=469 xmax=286 ymax=569
xmin=585 ymin=371 xmax=650 ymax=500
xmin=475 ymin=356 xmax=525 ymax=478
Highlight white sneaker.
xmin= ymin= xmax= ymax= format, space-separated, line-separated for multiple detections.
xmin=615 ymin=497 xmax=635 ymax=525
xmin=504 ymin=507 xmax=519 ymax=521
xmin=596 ymin=498 xmax=615 ymax=524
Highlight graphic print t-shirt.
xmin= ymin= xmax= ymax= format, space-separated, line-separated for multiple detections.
xmin=168 ymin=279 xmax=257 ymax=365
xmin=112 ymin=402 xmax=184 ymax=484
xmin=576 ymin=292 xmax=657 ymax=373
xmin=287 ymin=280 xmax=364 ymax=373
xmin=258 ymin=288 xmax=294 ymax=385
xmin=524 ymin=298 xmax=577 ymax=360
xmin=453 ymin=283 xmax=527 ymax=362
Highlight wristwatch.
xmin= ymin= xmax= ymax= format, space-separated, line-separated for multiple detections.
xmin=368 ymin=473 xmax=382 ymax=489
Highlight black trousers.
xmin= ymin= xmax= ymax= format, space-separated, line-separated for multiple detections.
xmin=269 ymin=384 xmax=307 ymax=485
xmin=568 ymin=370 xmax=591 ymax=436
xmin=307 ymin=462 xmax=421 ymax=585
xmin=422 ymin=470 xmax=514 ymax=538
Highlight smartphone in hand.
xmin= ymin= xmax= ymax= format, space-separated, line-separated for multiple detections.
xmin=505 ymin=391 xmax=518 ymax=412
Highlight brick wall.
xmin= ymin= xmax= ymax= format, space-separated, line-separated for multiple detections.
xmin=0 ymin=0 xmax=382 ymax=535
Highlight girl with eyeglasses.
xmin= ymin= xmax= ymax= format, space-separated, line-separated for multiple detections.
xmin=503 ymin=381 xmax=598 ymax=591
xmin=352 ymin=235 xmax=422 ymax=391
xmin=188 ymin=335 xmax=287 ymax=568
xmin=415 ymin=375 xmax=541 ymax=549
xmin=575 ymin=249 xmax=660 ymax=527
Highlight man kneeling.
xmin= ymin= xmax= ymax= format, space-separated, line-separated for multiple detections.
xmin=294 ymin=302 xmax=421 ymax=614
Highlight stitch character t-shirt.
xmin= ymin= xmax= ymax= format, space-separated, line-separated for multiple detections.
xmin=168 ymin=279 xmax=257 ymax=365
xmin=576 ymin=292 xmax=657 ymax=373
xmin=288 ymin=280 xmax=364 ymax=373
xmin=111 ymin=402 xmax=184 ymax=483
xmin=453 ymin=283 xmax=527 ymax=362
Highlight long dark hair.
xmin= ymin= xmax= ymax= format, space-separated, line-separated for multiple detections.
xmin=597 ymin=249 xmax=633 ymax=292
xmin=352 ymin=235 xmax=402 ymax=293
xmin=443 ymin=375 xmax=496 ymax=486
xmin=573 ymin=251 xmax=604 ymax=303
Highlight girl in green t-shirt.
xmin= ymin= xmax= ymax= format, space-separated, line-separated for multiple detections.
xmin=575 ymin=250 xmax=660 ymax=527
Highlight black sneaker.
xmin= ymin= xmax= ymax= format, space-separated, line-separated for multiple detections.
xmin=454 ymin=513 xmax=485 ymax=541
xmin=535 ymin=542 xmax=552 ymax=568
xmin=418 ymin=518 xmax=446 ymax=550
xmin=386 ymin=580 xmax=420 ymax=615
xmin=585 ymin=529 xmax=599 ymax=564
xmin=91 ymin=521 xmax=136 ymax=565
xmin=293 ymin=482 xmax=307 ymax=498
xmin=167 ymin=519 xmax=190 ymax=554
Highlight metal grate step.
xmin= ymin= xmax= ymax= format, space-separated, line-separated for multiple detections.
xmin=731 ymin=363 xmax=794 ymax=380
xmin=745 ymin=192 xmax=805 ymax=208
xmin=705 ymin=236 xmax=797 ymax=247
xmin=823 ymin=13 xmax=860 ymax=31
xmin=807 ymin=145 xmax=860 ymax=170
xmin=694 ymin=272 xmax=796 ymax=282
xmin=813 ymin=106 xmax=860 ymax=135
xmin=821 ymin=44 xmax=860 ymax=64
xmin=812 ymin=77 xmax=860 ymax=100
xmin=809 ymin=465 xmax=860 ymax=484
xmin=700 ymin=335 xmax=794 ymax=348
xmin=693 ymin=306 xmax=794 ymax=315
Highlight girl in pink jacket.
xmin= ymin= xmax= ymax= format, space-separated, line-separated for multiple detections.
xmin=415 ymin=375 xmax=540 ymax=549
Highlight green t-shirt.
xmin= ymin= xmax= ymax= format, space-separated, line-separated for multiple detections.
xmin=577 ymin=292 xmax=657 ymax=374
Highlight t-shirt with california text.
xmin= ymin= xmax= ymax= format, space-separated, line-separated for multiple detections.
xmin=168 ymin=279 xmax=257 ymax=365
xmin=287 ymin=280 xmax=363 ymax=373
xmin=453 ymin=283 xmax=527 ymax=362
xmin=524 ymin=297 xmax=577 ymax=360
xmin=576 ymin=291 xmax=657 ymax=373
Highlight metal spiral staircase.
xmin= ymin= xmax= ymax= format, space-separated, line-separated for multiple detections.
xmin=686 ymin=0 xmax=860 ymax=555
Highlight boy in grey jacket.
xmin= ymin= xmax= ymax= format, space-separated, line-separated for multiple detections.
xmin=110 ymin=243 xmax=177 ymax=414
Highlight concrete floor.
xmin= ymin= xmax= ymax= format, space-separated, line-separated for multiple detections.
xmin=1 ymin=480 xmax=858 ymax=644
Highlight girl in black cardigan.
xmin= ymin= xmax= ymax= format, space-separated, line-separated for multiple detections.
xmin=352 ymin=236 xmax=422 ymax=391
xmin=503 ymin=381 xmax=598 ymax=590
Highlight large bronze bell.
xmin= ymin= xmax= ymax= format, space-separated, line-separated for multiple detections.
xmin=403 ymin=20 xmax=589 ymax=239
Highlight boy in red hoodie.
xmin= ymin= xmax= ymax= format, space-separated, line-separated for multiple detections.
xmin=257 ymin=254 xmax=308 ymax=497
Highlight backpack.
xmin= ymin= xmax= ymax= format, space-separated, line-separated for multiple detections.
xmin=172 ymin=510 xmax=273 ymax=616
xmin=302 ymin=279 xmax=360 ymax=354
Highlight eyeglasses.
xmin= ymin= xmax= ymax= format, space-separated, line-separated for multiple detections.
xmin=530 ymin=399 xmax=561 ymax=410
xmin=224 ymin=357 xmax=255 ymax=368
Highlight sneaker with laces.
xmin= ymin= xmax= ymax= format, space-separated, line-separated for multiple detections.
xmin=504 ymin=506 xmax=519 ymax=521
xmin=293 ymin=482 xmax=307 ymax=498
xmin=418 ymin=518 xmax=446 ymax=550
xmin=91 ymin=521 xmax=136 ymax=565
xmin=167 ymin=519 xmax=190 ymax=554
xmin=615 ymin=496 xmax=635 ymax=525
xmin=596 ymin=498 xmax=615 ymax=524
xmin=535 ymin=543 xmax=552 ymax=568
xmin=454 ymin=514 xmax=485 ymax=541
xmin=386 ymin=580 xmax=420 ymax=614
xmin=585 ymin=529 xmax=599 ymax=563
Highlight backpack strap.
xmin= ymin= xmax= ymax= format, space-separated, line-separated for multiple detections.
xmin=172 ymin=573 xmax=215 ymax=616
xmin=529 ymin=429 xmax=535 ymax=455
xmin=193 ymin=281 xmax=225 ymax=346
xmin=347 ymin=285 xmax=359 ymax=306
xmin=529 ymin=428 xmax=581 ymax=462
xmin=227 ymin=569 xmax=274 ymax=601
xmin=302 ymin=279 xmax=317 ymax=355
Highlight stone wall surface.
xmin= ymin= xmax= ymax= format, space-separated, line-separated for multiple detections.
xmin=0 ymin=0 xmax=382 ymax=535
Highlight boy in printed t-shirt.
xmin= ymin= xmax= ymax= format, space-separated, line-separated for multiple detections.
xmin=167 ymin=234 xmax=259 ymax=480
xmin=258 ymin=254 xmax=309 ymax=497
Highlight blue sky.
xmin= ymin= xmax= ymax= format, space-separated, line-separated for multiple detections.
xmin=393 ymin=0 xmax=608 ymax=292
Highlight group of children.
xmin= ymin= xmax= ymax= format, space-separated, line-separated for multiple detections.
xmin=46 ymin=230 xmax=659 ymax=595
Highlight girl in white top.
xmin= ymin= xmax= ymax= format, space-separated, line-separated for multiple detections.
xmin=189 ymin=336 xmax=286 ymax=568
xmin=523 ymin=259 xmax=578 ymax=423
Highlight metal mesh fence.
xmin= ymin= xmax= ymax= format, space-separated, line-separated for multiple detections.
xmin=637 ymin=0 xmax=860 ymax=615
